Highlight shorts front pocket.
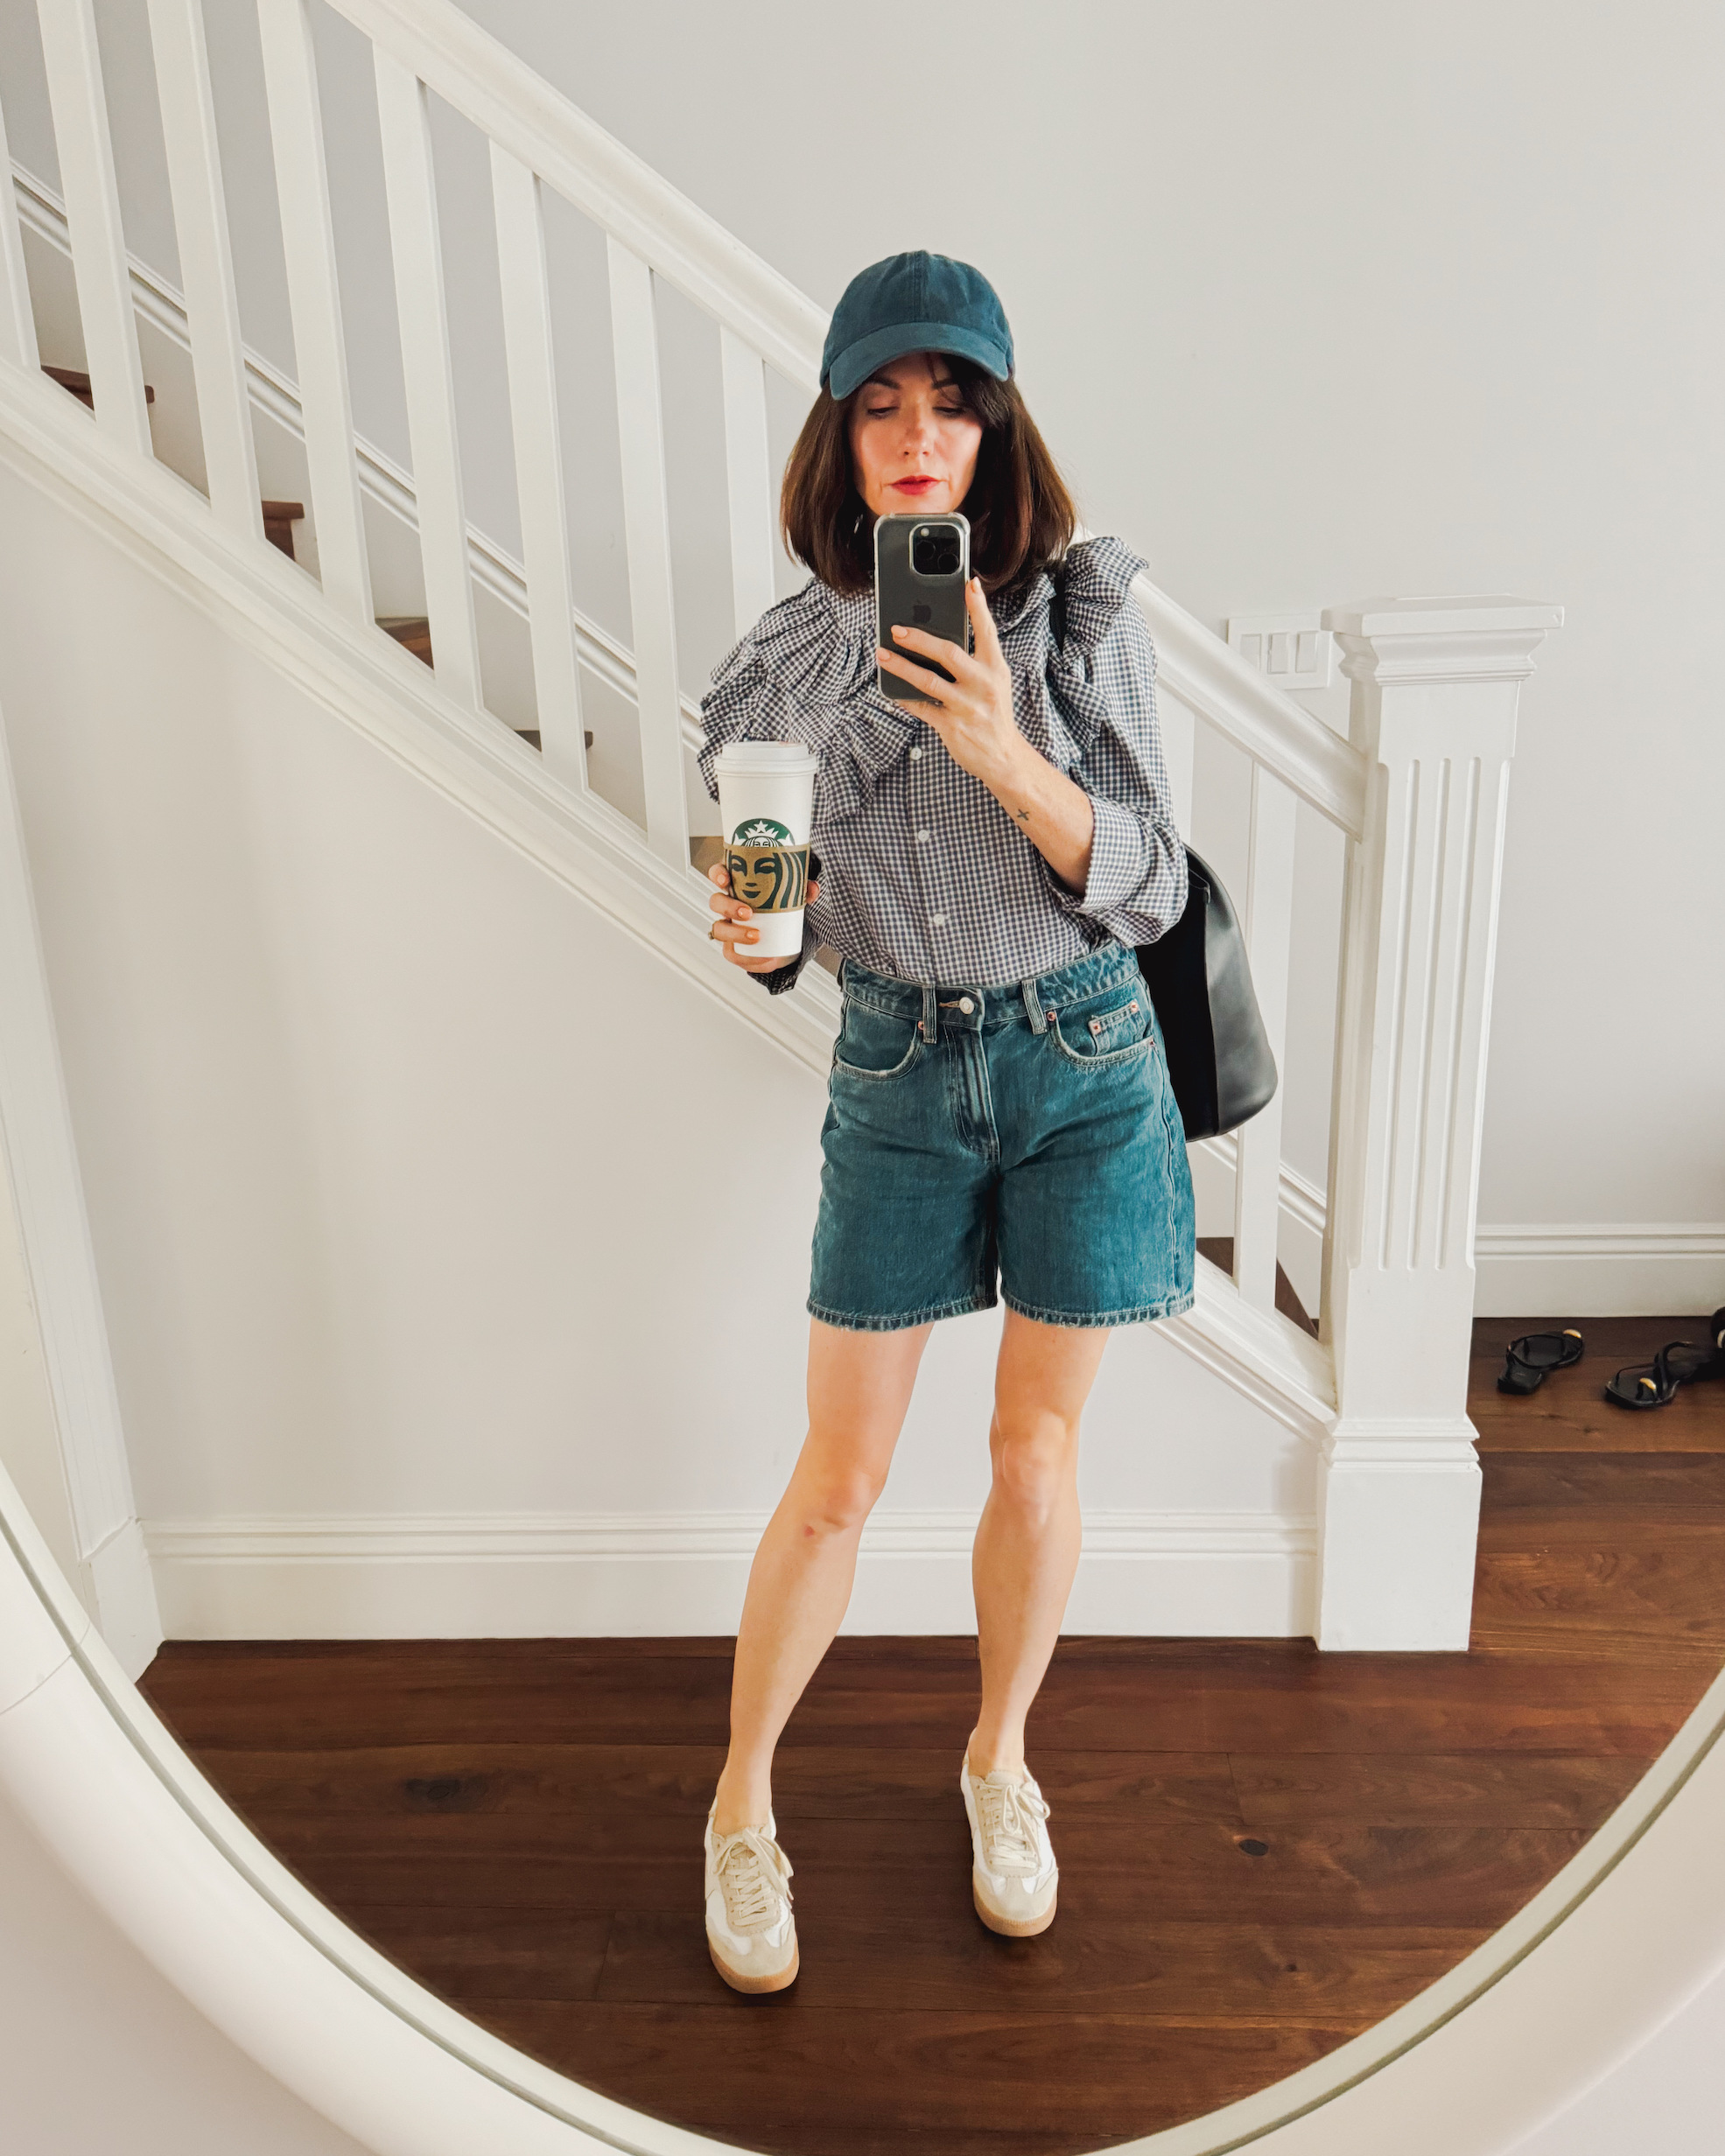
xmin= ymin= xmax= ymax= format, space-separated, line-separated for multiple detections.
xmin=832 ymin=997 xmax=923 ymax=1082
xmin=1048 ymin=987 xmax=1155 ymax=1069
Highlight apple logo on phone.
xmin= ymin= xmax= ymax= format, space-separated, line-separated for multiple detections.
xmin=913 ymin=604 xmax=931 ymax=622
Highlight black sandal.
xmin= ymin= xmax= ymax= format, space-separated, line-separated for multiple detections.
xmin=1497 ymin=1328 xmax=1584 ymax=1395
xmin=1604 ymin=1313 xmax=1725 ymax=1410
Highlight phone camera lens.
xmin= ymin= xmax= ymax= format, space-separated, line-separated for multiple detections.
xmin=911 ymin=523 xmax=960 ymax=578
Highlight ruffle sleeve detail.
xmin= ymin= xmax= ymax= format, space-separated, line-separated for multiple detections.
xmin=697 ymin=582 xmax=916 ymax=825
xmin=1001 ymin=534 xmax=1153 ymax=774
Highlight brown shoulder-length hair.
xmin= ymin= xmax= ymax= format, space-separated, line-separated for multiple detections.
xmin=780 ymin=352 xmax=1077 ymax=605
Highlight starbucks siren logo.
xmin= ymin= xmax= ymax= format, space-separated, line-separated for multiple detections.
xmin=733 ymin=816 xmax=794 ymax=846
xmin=725 ymin=815 xmax=809 ymax=914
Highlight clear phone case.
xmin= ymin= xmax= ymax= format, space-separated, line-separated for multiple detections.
xmin=873 ymin=511 xmax=971 ymax=705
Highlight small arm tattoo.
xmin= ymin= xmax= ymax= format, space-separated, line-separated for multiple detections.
xmin=1015 ymin=807 xmax=1031 ymax=822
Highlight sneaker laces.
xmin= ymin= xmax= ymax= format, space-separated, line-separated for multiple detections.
xmin=975 ymin=1771 xmax=1051 ymax=1878
xmin=713 ymin=1824 xmax=794 ymax=1933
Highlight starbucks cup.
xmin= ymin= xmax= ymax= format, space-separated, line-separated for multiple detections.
xmin=713 ymin=739 xmax=820 ymax=959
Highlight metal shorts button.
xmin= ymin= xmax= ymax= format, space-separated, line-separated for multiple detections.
xmin=958 ymin=996 xmax=975 ymax=1014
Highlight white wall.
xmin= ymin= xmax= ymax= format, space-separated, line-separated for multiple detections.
xmin=0 ymin=456 xmax=1311 ymax=1637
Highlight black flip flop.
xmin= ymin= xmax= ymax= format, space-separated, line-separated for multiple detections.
xmin=1604 ymin=1319 xmax=1725 ymax=1410
xmin=1497 ymin=1328 xmax=1584 ymax=1395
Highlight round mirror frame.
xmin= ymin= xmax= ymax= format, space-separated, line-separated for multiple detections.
xmin=4 ymin=1461 xmax=1724 ymax=2156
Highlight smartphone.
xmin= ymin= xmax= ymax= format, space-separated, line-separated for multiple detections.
xmin=874 ymin=511 xmax=971 ymax=706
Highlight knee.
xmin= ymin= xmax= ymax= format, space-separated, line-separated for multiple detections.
xmin=793 ymin=1460 xmax=886 ymax=1539
xmin=991 ymin=1414 xmax=1079 ymax=1527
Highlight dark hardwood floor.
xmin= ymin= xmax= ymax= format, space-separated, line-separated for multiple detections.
xmin=138 ymin=1312 xmax=1725 ymax=2155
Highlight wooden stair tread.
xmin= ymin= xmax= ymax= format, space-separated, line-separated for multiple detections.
xmin=1197 ymin=1236 xmax=1317 ymax=1335
xmin=376 ymin=616 xmax=434 ymax=667
xmin=42 ymin=362 xmax=155 ymax=406
xmin=40 ymin=374 xmax=298 ymax=562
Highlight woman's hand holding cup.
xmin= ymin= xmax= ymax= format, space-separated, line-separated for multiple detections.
xmin=707 ymin=859 xmax=819 ymax=972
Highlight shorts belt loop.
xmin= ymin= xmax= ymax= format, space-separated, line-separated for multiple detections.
xmin=921 ymin=981 xmax=939 ymax=1044
xmin=1021 ymin=976 xmax=1048 ymax=1034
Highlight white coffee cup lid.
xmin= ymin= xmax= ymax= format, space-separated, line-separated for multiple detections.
xmin=713 ymin=738 xmax=819 ymax=775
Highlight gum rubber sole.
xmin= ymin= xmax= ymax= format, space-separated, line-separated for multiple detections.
xmin=973 ymin=1877 xmax=1057 ymax=1938
xmin=708 ymin=1936 xmax=800 ymax=1993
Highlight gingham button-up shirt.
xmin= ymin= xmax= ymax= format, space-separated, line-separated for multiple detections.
xmin=697 ymin=533 xmax=1186 ymax=996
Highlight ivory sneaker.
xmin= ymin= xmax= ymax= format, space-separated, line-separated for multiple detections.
xmin=960 ymin=1753 xmax=1058 ymax=1936
xmin=704 ymin=1804 xmax=799 ymax=1993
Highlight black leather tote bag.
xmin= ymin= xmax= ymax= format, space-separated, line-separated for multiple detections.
xmin=1048 ymin=556 xmax=1278 ymax=1140
xmin=1132 ymin=849 xmax=1277 ymax=1139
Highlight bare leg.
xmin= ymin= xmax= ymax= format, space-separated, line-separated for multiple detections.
xmin=969 ymin=1310 xmax=1111 ymax=1774
xmin=712 ymin=1316 xmax=932 ymax=1834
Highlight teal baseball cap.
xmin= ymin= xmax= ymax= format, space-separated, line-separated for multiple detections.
xmin=820 ymin=250 xmax=1014 ymax=402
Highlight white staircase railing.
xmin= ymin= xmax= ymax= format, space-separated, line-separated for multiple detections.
xmin=0 ymin=0 xmax=1560 ymax=1645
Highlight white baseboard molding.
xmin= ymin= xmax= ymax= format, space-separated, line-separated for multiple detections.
xmin=143 ymin=1508 xmax=1317 ymax=1642
xmin=1472 ymin=1225 xmax=1725 ymax=1318
xmin=1199 ymin=1138 xmax=1725 ymax=1324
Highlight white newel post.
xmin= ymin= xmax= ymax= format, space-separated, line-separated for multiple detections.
xmin=1315 ymin=597 xmax=1561 ymax=1650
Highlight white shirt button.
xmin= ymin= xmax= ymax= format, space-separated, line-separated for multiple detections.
xmin=909 ymin=747 xmax=922 ymax=760
xmin=958 ymin=996 xmax=975 ymax=1014
xmin=915 ymin=830 xmax=929 ymax=843
xmin=930 ymin=914 xmax=946 ymax=928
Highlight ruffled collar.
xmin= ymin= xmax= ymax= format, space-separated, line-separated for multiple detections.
xmin=706 ymin=534 xmax=1152 ymax=820
xmin=800 ymin=532 xmax=1147 ymax=690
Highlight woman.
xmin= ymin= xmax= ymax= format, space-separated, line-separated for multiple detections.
xmin=696 ymin=251 xmax=1193 ymax=1994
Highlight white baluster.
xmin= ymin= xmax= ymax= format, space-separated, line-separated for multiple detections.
xmin=33 ymin=0 xmax=151 ymax=456
xmin=607 ymin=235 xmax=687 ymax=871
xmin=255 ymin=0 xmax=372 ymax=625
xmin=1315 ymin=595 xmax=1561 ymax=1649
xmin=719 ymin=327 xmax=776 ymax=641
xmin=1231 ymin=765 xmax=1297 ymax=1311
xmin=145 ymin=0 xmax=262 ymax=542
xmin=375 ymin=52 xmax=480 ymax=711
xmin=0 ymin=88 xmax=40 ymax=371
xmin=490 ymin=144 xmax=585 ymax=785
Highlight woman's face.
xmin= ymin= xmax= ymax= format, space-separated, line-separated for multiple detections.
xmin=847 ymin=349 xmax=984 ymax=522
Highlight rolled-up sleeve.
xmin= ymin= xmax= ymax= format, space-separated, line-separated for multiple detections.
xmin=1043 ymin=599 xmax=1188 ymax=946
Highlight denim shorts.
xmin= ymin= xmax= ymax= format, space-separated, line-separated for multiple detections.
xmin=809 ymin=944 xmax=1196 ymax=1331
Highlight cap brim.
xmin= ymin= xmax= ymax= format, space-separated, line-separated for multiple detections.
xmin=825 ymin=321 xmax=1011 ymax=401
